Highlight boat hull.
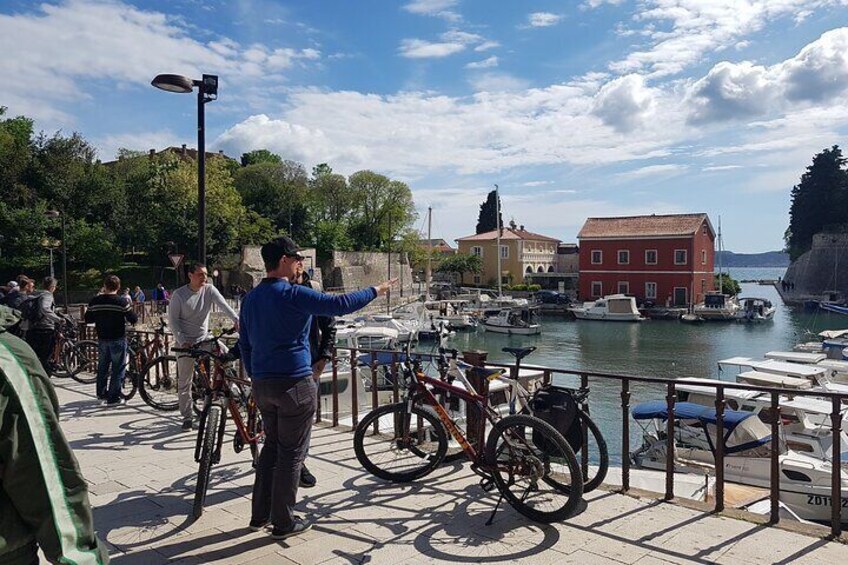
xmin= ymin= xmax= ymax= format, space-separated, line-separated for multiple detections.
xmin=572 ymin=311 xmax=643 ymax=322
xmin=482 ymin=323 xmax=541 ymax=335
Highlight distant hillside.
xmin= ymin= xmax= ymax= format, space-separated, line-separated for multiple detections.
xmin=717 ymin=251 xmax=789 ymax=267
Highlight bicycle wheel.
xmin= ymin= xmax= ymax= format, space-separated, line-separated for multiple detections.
xmin=575 ymin=411 xmax=608 ymax=493
xmin=485 ymin=414 xmax=583 ymax=523
xmin=193 ymin=403 xmax=222 ymax=519
xmin=353 ymin=402 xmax=448 ymax=483
xmin=51 ymin=339 xmax=74 ymax=378
xmin=139 ymin=355 xmax=179 ymax=411
xmin=120 ymin=369 xmax=139 ymax=401
xmin=65 ymin=340 xmax=99 ymax=384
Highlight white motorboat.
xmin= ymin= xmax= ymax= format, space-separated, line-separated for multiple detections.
xmin=569 ymin=294 xmax=644 ymax=322
xmin=424 ymin=299 xmax=477 ymax=331
xmin=631 ymin=401 xmax=848 ymax=524
xmin=482 ymin=306 xmax=542 ymax=335
xmin=718 ymin=356 xmax=848 ymax=396
xmin=765 ymin=350 xmax=848 ymax=384
xmin=735 ymin=297 xmax=775 ymax=323
xmin=793 ymin=329 xmax=848 ymax=359
xmin=693 ymin=292 xmax=740 ymax=321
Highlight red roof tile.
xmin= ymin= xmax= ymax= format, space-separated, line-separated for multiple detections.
xmin=456 ymin=228 xmax=560 ymax=242
xmin=577 ymin=213 xmax=712 ymax=239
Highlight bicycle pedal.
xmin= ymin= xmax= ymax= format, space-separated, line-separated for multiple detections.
xmin=480 ymin=478 xmax=496 ymax=493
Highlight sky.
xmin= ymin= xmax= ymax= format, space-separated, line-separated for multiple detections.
xmin=3 ymin=1 xmax=848 ymax=253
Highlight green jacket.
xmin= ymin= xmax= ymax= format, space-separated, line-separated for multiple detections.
xmin=0 ymin=306 xmax=108 ymax=565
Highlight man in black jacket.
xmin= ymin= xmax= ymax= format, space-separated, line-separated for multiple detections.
xmin=293 ymin=264 xmax=336 ymax=488
xmin=84 ymin=275 xmax=138 ymax=405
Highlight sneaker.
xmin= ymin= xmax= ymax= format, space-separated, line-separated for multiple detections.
xmin=181 ymin=418 xmax=194 ymax=431
xmin=270 ymin=518 xmax=312 ymax=540
xmin=248 ymin=519 xmax=269 ymax=532
xmin=105 ymin=399 xmax=125 ymax=407
xmin=299 ymin=465 xmax=317 ymax=488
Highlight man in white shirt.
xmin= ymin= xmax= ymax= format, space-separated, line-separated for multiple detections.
xmin=168 ymin=263 xmax=239 ymax=430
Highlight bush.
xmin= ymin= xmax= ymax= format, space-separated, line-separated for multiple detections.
xmin=510 ymin=284 xmax=527 ymax=291
xmin=527 ymin=284 xmax=541 ymax=291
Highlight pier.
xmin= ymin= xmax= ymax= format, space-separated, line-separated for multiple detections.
xmin=55 ymin=378 xmax=847 ymax=564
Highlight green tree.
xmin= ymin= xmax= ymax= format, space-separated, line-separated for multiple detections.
xmin=786 ymin=146 xmax=848 ymax=260
xmin=0 ymin=107 xmax=35 ymax=206
xmin=715 ymin=274 xmax=741 ymax=296
xmin=348 ymin=171 xmax=416 ymax=250
xmin=234 ymin=160 xmax=310 ymax=241
xmin=436 ymin=253 xmax=482 ymax=280
xmin=476 ymin=189 xmax=503 ymax=234
xmin=240 ymin=149 xmax=282 ymax=167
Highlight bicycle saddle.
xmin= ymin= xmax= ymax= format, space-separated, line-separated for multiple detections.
xmin=501 ymin=346 xmax=536 ymax=361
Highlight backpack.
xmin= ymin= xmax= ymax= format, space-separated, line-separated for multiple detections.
xmin=530 ymin=385 xmax=582 ymax=455
xmin=18 ymin=294 xmax=45 ymax=326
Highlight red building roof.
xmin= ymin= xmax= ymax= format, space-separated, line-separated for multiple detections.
xmin=578 ymin=213 xmax=712 ymax=239
xmin=456 ymin=227 xmax=560 ymax=243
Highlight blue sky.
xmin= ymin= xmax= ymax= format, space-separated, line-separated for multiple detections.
xmin=3 ymin=0 xmax=848 ymax=253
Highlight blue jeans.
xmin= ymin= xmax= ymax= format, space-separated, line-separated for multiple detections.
xmin=97 ymin=338 xmax=127 ymax=403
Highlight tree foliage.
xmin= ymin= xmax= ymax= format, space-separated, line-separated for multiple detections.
xmin=715 ymin=274 xmax=741 ymax=296
xmin=436 ymin=253 xmax=483 ymax=278
xmin=475 ymin=189 xmax=503 ymax=234
xmin=785 ymin=146 xmax=848 ymax=260
xmin=240 ymin=149 xmax=282 ymax=167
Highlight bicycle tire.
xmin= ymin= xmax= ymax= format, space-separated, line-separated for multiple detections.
xmin=576 ymin=410 xmax=608 ymax=493
xmin=139 ymin=355 xmax=180 ymax=411
xmin=50 ymin=339 xmax=74 ymax=378
xmin=485 ymin=414 xmax=583 ymax=523
xmin=120 ymin=370 xmax=139 ymax=401
xmin=193 ymin=404 xmax=222 ymax=519
xmin=353 ymin=402 xmax=448 ymax=483
xmin=65 ymin=340 xmax=100 ymax=384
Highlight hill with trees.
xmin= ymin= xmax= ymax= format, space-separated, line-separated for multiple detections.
xmin=716 ymin=251 xmax=789 ymax=267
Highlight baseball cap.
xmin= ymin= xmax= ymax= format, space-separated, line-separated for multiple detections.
xmin=261 ymin=236 xmax=302 ymax=269
xmin=7 ymin=281 xmax=18 ymax=289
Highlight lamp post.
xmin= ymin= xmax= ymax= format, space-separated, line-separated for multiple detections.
xmin=151 ymin=73 xmax=218 ymax=264
xmin=44 ymin=210 xmax=68 ymax=311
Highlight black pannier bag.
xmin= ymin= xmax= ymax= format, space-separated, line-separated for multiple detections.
xmin=530 ymin=385 xmax=582 ymax=454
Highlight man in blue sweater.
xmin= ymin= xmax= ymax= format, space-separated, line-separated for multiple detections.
xmin=240 ymin=237 xmax=394 ymax=540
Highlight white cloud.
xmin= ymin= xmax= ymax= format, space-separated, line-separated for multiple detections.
xmin=615 ymin=164 xmax=688 ymax=181
xmin=399 ymin=29 xmax=485 ymax=58
xmin=522 ymin=180 xmax=554 ymax=187
xmin=527 ymin=12 xmax=562 ymax=28
xmin=402 ymin=0 xmax=461 ymax=22
xmin=592 ymin=74 xmax=658 ymax=132
xmin=469 ymin=72 xmax=531 ymax=92
xmin=582 ymin=0 xmax=626 ymax=8
xmin=474 ymin=40 xmax=500 ymax=52
xmin=702 ymin=165 xmax=743 ymax=171
xmin=0 ymin=0 xmax=320 ymax=126
xmin=466 ymin=56 xmax=498 ymax=69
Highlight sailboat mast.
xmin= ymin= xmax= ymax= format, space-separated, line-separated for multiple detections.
xmin=717 ymin=216 xmax=723 ymax=294
xmin=496 ymin=184 xmax=502 ymax=297
xmin=426 ymin=206 xmax=432 ymax=299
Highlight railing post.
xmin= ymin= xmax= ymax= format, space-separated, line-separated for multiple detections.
xmin=331 ymin=350 xmax=339 ymax=428
xmin=542 ymin=369 xmax=552 ymax=387
xmin=391 ymin=352 xmax=400 ymax=404
xmin=769 ymin=393 xmax=780 ymax=524
xmin=370 ymin=352 xmax=379 ymax=434
xmin=714 ymin=386 xmax=725 ymax=513
xmin=665 ymin=382 xmax=676 ymax=501
xmin=315 ymin=363 xmax=323 ymax=424
xmin=463 ymin=350 xmax=488 ymax=453
xmin=350 ymin=347 xmax=359 ymax=429
xmin=831 ymin=396 xmax=843 ymax=538
xmin=580 ymin=372 xmax=589 ymax=480
xmin=620 ymin=379 xmax=631 ymax=493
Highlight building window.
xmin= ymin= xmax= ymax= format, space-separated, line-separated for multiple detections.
xmin=646 ymin=282 xmax=657 ymax=299
xmin=674 ymin=249 xmax=687 ymax=265
xmin=702 ymin=224 xmax=707 ymax=235
xmin=548 ymin=265 xmax=555 ymax=273
xmin=701 ymin=250 xmax=707 ymax=265
xmin=537 ymin=266 xmax=544 ymax=273
xmin=617 ymin=281 xmax=629 ymax=294
xmin=591 ymin=281 xmax=603 ymax=297
xmin=645 ymin=249 xmax=657 ymax=265
xmin=591 ymin=250 xmax=602 ymax=264
xmin=525 ymin=266 xmax=533 ymax=273
xmin=471 ymin=246 xmax=482 ymax=257
xmin=473 ymin=274 xmax=481 ymax=284
xmin=618 ymin=250 xmax=630 ymax=265
xmin=500 ymin=245 xmax=509 ymax=259
xmin=701 ymin=279 xmax=706 ymax=293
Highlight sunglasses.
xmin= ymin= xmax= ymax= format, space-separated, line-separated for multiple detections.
xmin=286 ymin=253 xmax=305 ymax=262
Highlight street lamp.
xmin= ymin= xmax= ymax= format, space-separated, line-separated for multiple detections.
xmin=151 ymin=73 xmax=219 ymax=264
xmin=44 ymin=209 xmax=68 ymax=311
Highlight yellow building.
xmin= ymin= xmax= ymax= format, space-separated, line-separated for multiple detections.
xmin=455 ymin=226 xmax=560 ymax=285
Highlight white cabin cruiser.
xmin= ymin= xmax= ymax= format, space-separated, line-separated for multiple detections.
xmin=482 ymin=306 xmax=542 ymax=335
xmin=765 ymin=350 xmax=848 ymax=384
xmin=569 ymin=294 xmax=644 ymax=322
xmin=735 ymin=297 xmax=776 ymax=323
xmin=693 ymin=292 xmax=740 ymax=321
xmin=718 ymin=356 xmax=848 ymax=397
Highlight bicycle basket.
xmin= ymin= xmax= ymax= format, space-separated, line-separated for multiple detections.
xmin=530 ymin=385 xmax=581 ymax=454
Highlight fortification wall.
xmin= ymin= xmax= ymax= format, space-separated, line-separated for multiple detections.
xmin=783 ymin=233 xmax=848 ymax=302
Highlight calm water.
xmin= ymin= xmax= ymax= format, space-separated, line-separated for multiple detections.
xmin=435 ymin=268 xmax=848 ymax=464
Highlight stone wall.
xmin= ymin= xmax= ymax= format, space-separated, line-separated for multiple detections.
xmin=228 ymin=245 xmax=321 ymax=291
xmin=326 ymin=251 xmax=414 ymax=295
xmin=783 ymin=233 xmax=848 ymax=302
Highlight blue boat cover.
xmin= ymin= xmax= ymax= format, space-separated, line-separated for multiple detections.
xmin=631 ymin=401 xmax=709 ymax=421
xmin=357 ymin=351 xmax=410 ymax=366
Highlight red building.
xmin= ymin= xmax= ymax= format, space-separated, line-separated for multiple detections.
xmin=576 ymin=214 xmax=716 ymax=307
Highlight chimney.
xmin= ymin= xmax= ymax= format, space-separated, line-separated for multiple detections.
xmin=148 ymin=149 xmax=155 ymax=159
xmin=519 ymin=225 xmax=524 ymax=231
xmin=181 ymin=144 xmax=187 ymax=156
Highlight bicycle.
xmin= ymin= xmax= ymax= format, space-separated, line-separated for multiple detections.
xmin=172 ymin=328 xmax=263 ymax=519
xmin=45 ymin=315 xmax=80 ymax=378
xmin=353 ymin=341 xmax=584 ymax=524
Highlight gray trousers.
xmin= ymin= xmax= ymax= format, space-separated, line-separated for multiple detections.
xmin=176 ymin=340 xmax=220 ymax=419
xmin=251 ymin=376 xmax=317 ymax=530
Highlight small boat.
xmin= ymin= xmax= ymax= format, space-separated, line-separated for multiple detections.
xmin=569 ymin=294 xmax=644 ymax=322
xmin=735 ymin=297 xmax=776 ymax=323
xmin=692 ymin=292 xmax=740 ymax=321
xmin=482 ymin=306 xmax=542 ymax=335
xmin=631 ymin=400 xmax=848 ymax=524
xmin=680 ymin=313 xmax=705 ymax=324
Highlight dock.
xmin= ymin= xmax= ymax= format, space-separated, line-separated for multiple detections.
xmin=54 ymin=379 xmax=847 ymax=564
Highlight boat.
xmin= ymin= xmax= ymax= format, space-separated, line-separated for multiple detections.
xmin=735 ymin=297 xmax=776 ymax=323
xmin=569 ymin=294 xmax=644 ymax=322
xmin=804 ymin=290 xmax=845 ymax=313
xmin=793 ymin=328 xmax=848 ymax=359
xmin=718 ymin=356 xmax=848 ymax=395
xmin=482 ymin=306 xmax=542 ymax=335
xmin=764 ymin=350 xmax=848 ymax=383
xmin=692 ymin=291 xmax=740 ymax=321
xmin=630 ymin=400 xmax=848 ymax=524
xmin=424 ymin=299 xmax=477 ymax=331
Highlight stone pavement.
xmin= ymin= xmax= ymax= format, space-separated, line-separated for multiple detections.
xmin=53 ymin=378 xmax=848 ymax=564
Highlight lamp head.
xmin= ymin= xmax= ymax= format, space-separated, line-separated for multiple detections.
xmin=151 ymin=74 xmax=194 ymax=94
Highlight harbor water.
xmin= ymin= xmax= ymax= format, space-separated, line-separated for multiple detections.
xmin=435 ymin=268 xmax=848 ymax=465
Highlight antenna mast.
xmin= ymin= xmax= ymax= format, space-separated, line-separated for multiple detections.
xmin=495 ymin=184 xmax=502 ymax=297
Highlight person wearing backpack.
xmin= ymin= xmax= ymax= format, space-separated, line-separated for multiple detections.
xmin=23 ymin=277 xmax=63 ymax=372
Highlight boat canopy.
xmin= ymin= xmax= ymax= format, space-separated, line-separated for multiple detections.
xmin=764 ymin=351 xmax=827 ymax=364
xmin=735 ymin=371 xmax=812 ymax=389
xmin=819 ymin=329 xmax=848 ymax=340
xmin=674 ymin=378 xmax=762 ymax=400
xmin=718 ymin=357 xmax=827 ymax=378
xmin=632 ymin=401 xmax=773 ymax=454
